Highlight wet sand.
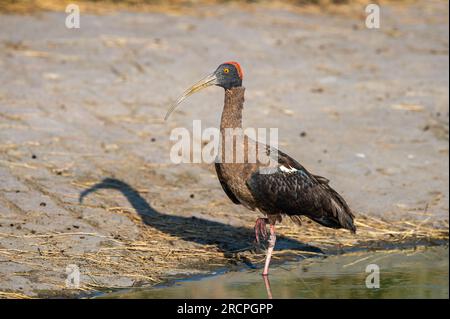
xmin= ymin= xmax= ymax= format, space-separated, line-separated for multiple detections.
xmin=0 ymin=1 xmax=448 ymax=297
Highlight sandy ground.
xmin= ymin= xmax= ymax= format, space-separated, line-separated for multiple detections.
xmin=0 ymin=1 xmax=448 ymax=297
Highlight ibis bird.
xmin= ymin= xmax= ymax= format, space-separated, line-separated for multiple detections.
xmin=165 ymin=62 xmax=356 ymax=276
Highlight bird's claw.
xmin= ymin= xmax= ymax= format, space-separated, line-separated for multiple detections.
xmin=254 ymin=218 xmax=269 ymax=245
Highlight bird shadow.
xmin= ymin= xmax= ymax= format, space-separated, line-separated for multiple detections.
xmin=79 ymin=178 xmax=322 ymax=263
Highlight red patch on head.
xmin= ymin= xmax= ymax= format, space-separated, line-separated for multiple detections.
xmin=224 ymin=61 xmax=243 ymax=79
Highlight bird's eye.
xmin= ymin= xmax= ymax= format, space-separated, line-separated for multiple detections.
xmin=223 ymin=68 xmax=230 ymax=74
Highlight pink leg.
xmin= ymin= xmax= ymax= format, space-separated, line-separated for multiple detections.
xmin=262 ymin=274 xmax=273 ymax=299
xmin=262 ymin=224 xmax=276 ymax=276
xmin=254 ymin=218 xmax=268 ymax=244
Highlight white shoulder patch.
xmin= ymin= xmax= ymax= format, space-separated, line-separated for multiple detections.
xmin=279 ymin=165 xmax=297 ymax=173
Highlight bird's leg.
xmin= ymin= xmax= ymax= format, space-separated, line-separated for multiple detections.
xmin=254 ymin=218 xmax=269 ymax=244
xmin=262 ymin=274 xmax=273 ymax=299
xmin=262 ymin=224 xmax=276 ymax=276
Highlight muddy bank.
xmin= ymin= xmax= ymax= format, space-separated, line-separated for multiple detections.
xmin=0 ymin=1 xmax=448 ymax=297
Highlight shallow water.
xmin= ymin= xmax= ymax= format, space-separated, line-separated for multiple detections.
xmin=105 ymin=245 xmax=448 ymax=299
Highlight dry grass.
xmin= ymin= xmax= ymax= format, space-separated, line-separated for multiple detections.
xmin=0 ymin=0 xmax=414 ymax=14
xmin=0 ymin=209 xmax=447 ymax=297
xmin=0 ymin=291 xmax=33 ymax=299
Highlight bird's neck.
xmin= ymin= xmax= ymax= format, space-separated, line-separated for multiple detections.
xmin=220 ymin=87 xmax=245 ymax=132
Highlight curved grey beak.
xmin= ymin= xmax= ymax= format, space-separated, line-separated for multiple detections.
xmin=164 ymin=73 xmax=217 ymax=121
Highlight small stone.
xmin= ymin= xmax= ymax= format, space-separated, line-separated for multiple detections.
xmin=311 ymin=87 xmax=324 ymax=93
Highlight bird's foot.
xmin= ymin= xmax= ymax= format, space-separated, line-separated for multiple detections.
xmin=254 ymin=218 xmax=269 ymax=245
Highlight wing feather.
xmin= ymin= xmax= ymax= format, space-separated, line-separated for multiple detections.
xmin=247 ymin=150 xmax=356 ymax=232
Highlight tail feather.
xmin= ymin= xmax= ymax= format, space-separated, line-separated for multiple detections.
xmin=325 ymin=187 xmax=356 ymax=233
xmin=303 ymin=180 xmax=356 ymax=233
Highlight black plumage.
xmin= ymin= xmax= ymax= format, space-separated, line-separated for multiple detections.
xmin=246 ymin=151 xmax=356 ymax=232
